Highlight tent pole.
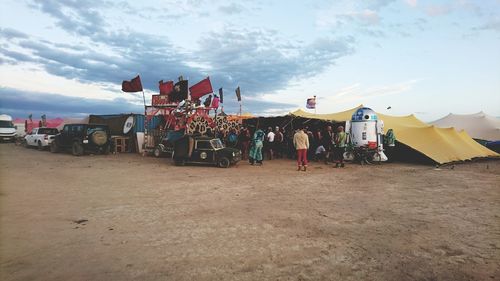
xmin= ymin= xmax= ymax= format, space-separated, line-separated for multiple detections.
xmin=142 ymin=89 xmax=148 ymax=155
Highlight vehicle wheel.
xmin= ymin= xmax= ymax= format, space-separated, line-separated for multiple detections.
xmin=50 ymin=142 xmax=59 ymax=153
xmin=218 ymin=157 xmax=230 ymax=168
xmin=103 ymin=144 xmax=110 ymax=155
xmin=37 ymin=141 xmax=43 ymax=151
xmin=153 ymin=146 xmax=162 ymax=158
xmin=174 ymin=159 xmax=185 ymax=166
xmin=72 ymin=142 xmax=84 ymax=156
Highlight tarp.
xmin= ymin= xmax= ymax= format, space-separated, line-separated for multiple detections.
xmin=291 ymin=106 xmax=499 ymax=164
xmin=430 ymin=112 xmax=500 ymax=142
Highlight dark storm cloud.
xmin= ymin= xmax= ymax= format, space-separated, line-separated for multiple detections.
xmin=0 ymin=87 xmax=143 ymax=118
xmin=0 ymin=87 xmax=295 ymax=118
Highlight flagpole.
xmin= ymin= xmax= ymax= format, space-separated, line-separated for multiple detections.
xmin=314 ymin=95 xmax=317 ymax=114
xmin=139 ymin=72 xmax=147 ymax=155
xmin=142 ymin=90 xmax=146 ymax=109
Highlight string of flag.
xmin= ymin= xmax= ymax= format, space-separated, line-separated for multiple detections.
xmin=121 ymin=75 xmax=243 ymax=105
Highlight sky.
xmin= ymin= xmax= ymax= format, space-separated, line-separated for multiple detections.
xmin=0 ymin=0 xmax=499 ymax=121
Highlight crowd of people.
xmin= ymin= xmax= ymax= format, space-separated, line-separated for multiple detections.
xmin=217 ymin=124 xmax=349 ymax=171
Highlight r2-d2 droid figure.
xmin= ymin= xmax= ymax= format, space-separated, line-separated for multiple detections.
xmin=345 ymin=107 xmax=388 ymax=164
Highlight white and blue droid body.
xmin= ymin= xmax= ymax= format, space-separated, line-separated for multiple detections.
xmin=345 ymin=107 xmax=388 ymax=162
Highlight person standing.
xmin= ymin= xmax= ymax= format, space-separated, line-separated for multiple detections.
xmin=249 ymin=128 xmax=265 ymax=165
xmin=293 ymin=128 xmax=310 ymax=171
xmin=203 ymin=94 xmax=212 ymax=108
xmin=323 ymin=125 xmax=334 ymax=164
xmin=266 ymin=127 xmax=275 ymax=160
xmin=238 ymin=127 xmax=251 ymax=160
xmin=274 ymin=126 xmax=284 ymax=158
xmin=226 ymin=128 xmax=238 ymax=148
xmin=384 ymin=129 xmax=396 ymax=162
xmin=333 ymin=126 xmax=347 ymax=168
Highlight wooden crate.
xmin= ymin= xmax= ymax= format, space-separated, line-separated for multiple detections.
xmin=113 ymin=137 xmax=130 ymax=153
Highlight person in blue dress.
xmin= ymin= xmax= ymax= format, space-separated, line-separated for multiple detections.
xmin=249 ymin=128 xmax=265 ymax=165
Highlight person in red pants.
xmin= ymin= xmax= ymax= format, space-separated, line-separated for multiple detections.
xmin=293 ymin=128 xmax=310 ymax=171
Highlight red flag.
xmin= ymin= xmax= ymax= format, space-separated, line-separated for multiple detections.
xmin=189 ymin=77 xmax=213 ymax=101
xmin=159 ymin=80 xmax=174 ymax=95
xmin=122 ymin=75 xmax=143 ymax=92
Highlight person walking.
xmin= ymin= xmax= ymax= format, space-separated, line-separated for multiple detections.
xmin=293 ymin=128 xmax=310 ymax=171
xmin=333 ymin=126 xmax=347 ymax=168
xmin=249 ymin=128 xmax=265 ymax=165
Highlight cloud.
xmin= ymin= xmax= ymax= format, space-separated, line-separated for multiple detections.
xmin=326 ymin=80 xmax=420 ymax=104
xmin=405 ymin=0 xmax=418 ymax=8
xmin=197 ymin=28 xmax=354 ymax=95
xmin=0 ymin=1 xmax=356 ymax=116
xmin=218 ymin=3 xmax=245 ymax=15
xmin=316 ymin=0 xmax=397 ymax=29
xmin=474 ymin=19 xmax=500 ymax=32
xmin=0 ymin=87 xmax=144 ymax=117
xmin=425 ymin=4 xmax=453 ymax=17
xmin=30 ymin=0 xmax=108 ymax=36
xmin=364 ymin=0 xmax=397 ymax=10
xmin=0 ymin=87 xmax=295 ymax=117
xmin=353 ymin=9 xmax=381 ymax=25
xmin=12 ymin=1 xmax=353 ymax=96
xmin=317 ymin=10 xmax=381 ymax=29
xmin=0 ymin=27 xmax=29 ymax=39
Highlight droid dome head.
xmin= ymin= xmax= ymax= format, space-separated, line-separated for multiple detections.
xmin=352 ymin=107 xmax=378 ymax=122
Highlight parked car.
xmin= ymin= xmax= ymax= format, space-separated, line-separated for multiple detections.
xmin=173 ymin=135 xmax=241 ymax=168
xmin=50 ymin=124 xmax=111 ymax=156
xmin=0 ymin=114 xmax=17 ymax=142
xmin=153 ymin=130 xmax=184 ymax=158
xmin=24 ymin=127 xmax=59 ymax=150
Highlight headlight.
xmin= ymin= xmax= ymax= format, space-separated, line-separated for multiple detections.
xmin=232 ymin=152 xmax=235 ymax=157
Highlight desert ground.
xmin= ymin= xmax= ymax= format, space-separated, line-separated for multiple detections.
xmin=0 ymin=143 xmax=499 ymax=281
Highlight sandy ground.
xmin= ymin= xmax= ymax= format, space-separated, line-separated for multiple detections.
xmin=0 ymin=143 xmax=499 ymax=281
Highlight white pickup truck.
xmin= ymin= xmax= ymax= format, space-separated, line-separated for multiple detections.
xmin=24 ymin=127 xmax=59 ymax=150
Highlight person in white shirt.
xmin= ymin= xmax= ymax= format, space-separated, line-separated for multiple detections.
xmin=266 ymin=127 xmax=275 ymax=160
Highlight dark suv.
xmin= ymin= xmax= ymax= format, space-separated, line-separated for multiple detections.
xmin=173 ymin=135 xmax=241 ymax=168
xmin=50 ymin=124 xmax=111 ymax=156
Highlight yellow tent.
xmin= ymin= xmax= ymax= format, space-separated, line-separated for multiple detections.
xmin=291 ymin=106 xmax=498 ymax=164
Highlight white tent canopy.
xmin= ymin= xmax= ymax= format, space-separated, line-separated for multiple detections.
xmin=430 ymin=112 xmax=500 ymax=142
